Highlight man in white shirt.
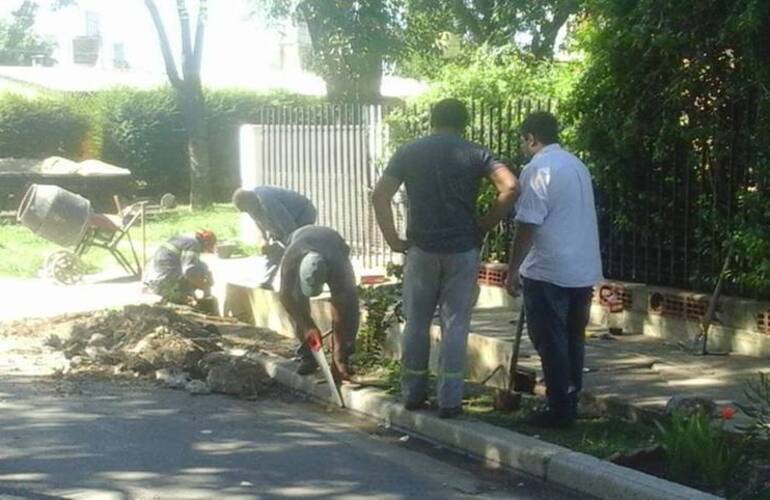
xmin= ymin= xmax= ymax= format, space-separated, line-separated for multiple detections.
xmin=505 ymin=111 xmax=602 ymax=428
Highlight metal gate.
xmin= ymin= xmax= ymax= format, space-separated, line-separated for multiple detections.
xmin=239 ymin=104 xmax=402 ymax=271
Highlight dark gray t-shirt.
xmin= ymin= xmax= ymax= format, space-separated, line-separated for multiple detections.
xmin=384 ymin=133 xmax=499 ymax=253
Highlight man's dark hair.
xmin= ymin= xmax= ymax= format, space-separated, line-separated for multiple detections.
xmin=430 ymin=98 xmax=469 ymax=131
xmin=520 ymin=111 xmax=559 ymax=145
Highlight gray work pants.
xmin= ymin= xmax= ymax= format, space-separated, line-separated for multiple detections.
xmin=401 ymin=246 xmax=480 ymax=409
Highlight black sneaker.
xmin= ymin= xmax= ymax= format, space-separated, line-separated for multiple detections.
xmin=524 ymin=409 xmax=574 ymax=429
xmin=296 ymin=357 xmax=318 ymax=375
xmin=404 ymin=399 xmax=429 ymax=411
xmin=438 ymin=407 xmax=463 ymax=419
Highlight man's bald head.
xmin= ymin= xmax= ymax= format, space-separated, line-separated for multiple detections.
xmin=232 ymin=188 xmax=259 ymax=212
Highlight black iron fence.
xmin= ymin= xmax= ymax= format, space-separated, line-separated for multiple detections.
xmin=242 ymin=98 xmax=765 ymax=298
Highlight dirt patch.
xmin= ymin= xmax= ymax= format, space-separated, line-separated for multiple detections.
xmin=0 ymin=304 xmax=297 ymax=397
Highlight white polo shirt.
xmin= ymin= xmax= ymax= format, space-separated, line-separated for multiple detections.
xmin=514 ymin=144 xmax=603 ymax=288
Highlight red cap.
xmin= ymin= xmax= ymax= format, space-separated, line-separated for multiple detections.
xmin=196 ymin=229 xmax=217 ymax=252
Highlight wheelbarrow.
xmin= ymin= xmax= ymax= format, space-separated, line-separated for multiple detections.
xmin=17 ymin=184 xmax=144 ymax=284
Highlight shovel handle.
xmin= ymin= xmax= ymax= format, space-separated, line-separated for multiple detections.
xmin=507 ymin=309 xmax=526 ymax=391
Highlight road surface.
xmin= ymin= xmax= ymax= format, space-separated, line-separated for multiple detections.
xmin=0 ymin=375 xmax=585 ymax=499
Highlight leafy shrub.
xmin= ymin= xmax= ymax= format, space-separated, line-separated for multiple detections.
xmin=0 ymin=93 xmax=89 ymax=159
xmin=656 ymin=410 xmax=744 ymax=493
xmin=0 ymin=88 xmax=323 ymax=202
xmin=737 ymin=372 xmax=770 ymax=443
xmin=94 ymin=87 xmax=187 ymax=198
xmin=354 ymin=263 xmax=404 ymax=370
xmin=566 ymin=0 xmax=770 ymax=297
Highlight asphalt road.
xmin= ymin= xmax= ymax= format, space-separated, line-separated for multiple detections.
xmin=0 ymin=375 xmax=585 ymax=499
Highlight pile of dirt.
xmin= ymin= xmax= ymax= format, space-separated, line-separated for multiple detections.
xmin=52 ymin=304 xmax=222 ymax=376
xmin=39 ymin=304 xmax=277 ymax=397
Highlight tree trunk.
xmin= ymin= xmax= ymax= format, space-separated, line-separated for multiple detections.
xmin=531 ymin=1 xmax=579 ymax=60
xmin=324 ymin=56 xmax=383 ymax=103
xmin=178 ymin=81 xmax=212 ymax=209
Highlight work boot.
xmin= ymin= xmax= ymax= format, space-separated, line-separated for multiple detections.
xmin=404 ymin=400 xmax=429 ymax=411
xmin=523 ymin=409 xmax=574 ymax=429
xmin=438 ymin=406 xmax=463 ymax=419
xmin=296 ymin=356 xmax=318 ymax=375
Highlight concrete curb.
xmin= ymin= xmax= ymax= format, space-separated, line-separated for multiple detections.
xmin=253 ymin=352 xmax=721 ymax=500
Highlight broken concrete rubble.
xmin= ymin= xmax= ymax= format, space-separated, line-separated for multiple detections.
xmin=201 ymin=352 xmax=272 ymax=398
xmin=1 ymin=304 xmax=296 ymax=400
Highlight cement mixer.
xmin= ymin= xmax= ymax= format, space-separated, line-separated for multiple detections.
xmin=17 ymin=184 xmax=143 ymax=284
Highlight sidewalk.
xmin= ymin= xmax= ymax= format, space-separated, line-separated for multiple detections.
xmin=0 ymin=277 xmax=152 ymax=321
xmin=471 ymin=307 xmax=768 ymax=416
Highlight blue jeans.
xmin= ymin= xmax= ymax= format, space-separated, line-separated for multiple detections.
xmin=401 ymin=247 xmax=480 ymax=409
xmin=522 ymin=277 xmax=593 ymax=420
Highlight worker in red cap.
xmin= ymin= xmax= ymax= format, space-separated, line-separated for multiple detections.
xmin=144 ymin=230 xmax=217 ymax=306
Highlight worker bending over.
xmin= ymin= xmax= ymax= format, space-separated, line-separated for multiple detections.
xmin=278 ymin=225 xmax=359 ymax=380
xmin=232 ymin=186 xmax=317 ymax=288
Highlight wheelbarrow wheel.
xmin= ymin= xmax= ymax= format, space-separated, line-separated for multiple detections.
xmin=44 ymin=251 xmax=85 ymax=285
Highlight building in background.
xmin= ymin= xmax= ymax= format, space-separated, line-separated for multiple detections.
xmin=0 ymin=0 xmax=424 ymax=98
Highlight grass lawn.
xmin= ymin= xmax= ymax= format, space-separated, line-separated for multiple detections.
xmin=463 ymin=392 xmax=659 ymax=459
xmin=352 ymin=359 xmax=659 ymax=460
xmin=0 ymin=205 xmax=243 ymax=278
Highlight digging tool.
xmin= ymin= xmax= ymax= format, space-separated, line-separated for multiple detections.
xmin=692 ymin=243 xmax=734 ymax=356
xmin=306 ymin=329 xmax=345 ymax=408
xmin=493 ymin=308 xmax=535 ymax=412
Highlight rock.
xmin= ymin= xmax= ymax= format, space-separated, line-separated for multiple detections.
xmin=44 ymin=334 xmax=63 ymax=349
xmin=608 ymin=445 xmax=666 ymax=477
xmin=185 ymin=380 xmax=211 ymax=395
xmin=129 ymin=326 xmax=211 ymax=374
xmin=87 ymin=333 xmax=107 ymax=347
xmin=160 ymin=193 xmax=177 ymax=209
xmin=202 ymin=353 xmax=270 ymax=398
xmin=665 ymin=395 xmax=717 ymax=418
xmin=577 ymin=393 xmax=604 ymax=418
xmin=124 ymin=357 xmax=156 ymax=375
xmin=155 ymin=368 xmax=190 ymax=389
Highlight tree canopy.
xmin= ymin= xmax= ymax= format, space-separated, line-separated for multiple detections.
xmin=0 ymin=1 xmax=55 ymax=66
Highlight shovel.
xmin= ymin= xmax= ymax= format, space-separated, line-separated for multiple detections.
xmin=306 ymin=329 xmax=345 ymax=408
xmin=493 ymin=308 xmax=533 ymax=412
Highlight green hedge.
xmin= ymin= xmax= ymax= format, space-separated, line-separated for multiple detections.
xmin=0 ymin=94 xmax=89 ymax=159
xmin=566 ymin=0 xmax=770 ymax=297
xmin=0 ymin=88 xmax=322 ymax=202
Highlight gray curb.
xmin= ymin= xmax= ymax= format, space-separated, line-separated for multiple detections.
xmin=253 ymin=352 xmax=721 ymax=500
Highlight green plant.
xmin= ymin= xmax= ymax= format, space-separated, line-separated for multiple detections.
xmin=0 ymin=88 xmax=322 ymax=202
xmin=655 ymin=411 xmax=744 ymax=492
xmin=567 ymin=0 xmax=770 ymax=297
xmin=737 ymin=372 xmax=770 ymax=443
xmin=476 ymin=179 xmax=514 ymax=262
xmin=353 ymin=262 xmax=403 ymax=370
xmin=0 ymin=93 xmax=89 ymax=158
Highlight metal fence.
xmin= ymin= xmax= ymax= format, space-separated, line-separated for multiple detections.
xmin=239 ymin=98 xmax=759 ymax=298
xmin=238 ymin=99 xmax=554 ymax=270
xmin=239 ymin=104 xmax=400 ymax=270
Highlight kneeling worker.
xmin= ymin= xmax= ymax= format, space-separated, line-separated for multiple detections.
xmin=278 ymin=225 xmax=359 ymax=380
xmin=144 ymin=230 xmax=217 ymax=306
xmin=232 ymin=186 xmax=317 ymax=288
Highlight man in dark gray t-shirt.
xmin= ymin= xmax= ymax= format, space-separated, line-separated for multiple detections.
xmin=384 ymin=133 xmax=498 ymax=252
xmin=373 ymin=98 xmax=519 ymax=418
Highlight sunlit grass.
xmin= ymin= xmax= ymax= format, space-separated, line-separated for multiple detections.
xmin=0 ymin=204 xmax=242 ymax=278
